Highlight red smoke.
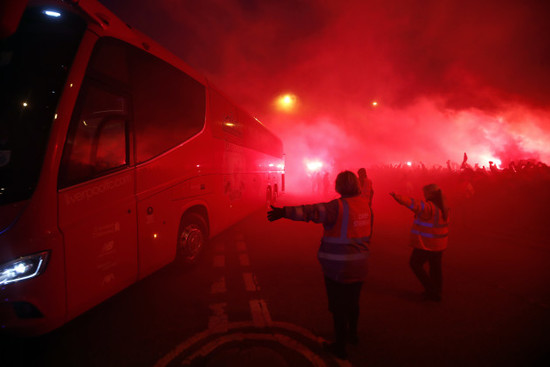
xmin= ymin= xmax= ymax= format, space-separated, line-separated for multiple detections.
xmin=100 ymin=0 xmax=550 ymax=189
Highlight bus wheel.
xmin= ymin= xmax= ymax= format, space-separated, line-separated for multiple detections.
xmin=177 ymin=213 xmax=207 ymax=264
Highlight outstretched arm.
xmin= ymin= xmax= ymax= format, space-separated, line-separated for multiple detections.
xmin=390 ymin=192 xmax=433 ymax=218
xmin=267 ymin=200 xmax=339 ymax=226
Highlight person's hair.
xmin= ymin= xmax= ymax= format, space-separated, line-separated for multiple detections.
xmin=357 ymin=168 xmax=367 ymax=178
xmin=423 ymin=184 xmax=448 ymax=221
xmin=335 ymin=171 xmax=360 ymax=196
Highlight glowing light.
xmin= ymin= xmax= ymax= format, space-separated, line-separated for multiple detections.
xmin=0 ymin=252 xmax=49 ymax=285
xmin=82 ymin=120 xmax=87 ymax=126
xmin=54 ymin=114 xmax=58 ymax=119
xmin=268 ymin=163 xmax=274 ymax=167
xmin=407 ymin=161 xmax=412 ymax=166
xmin=44 ymin=10 xmax=61 ymax=17
xmin=196 ymin=164 xmax=200 ymax=168
xmin=372 ymin=101 xmax=378 ymax=107
xmin=305 ymin=159 xmax=323 ymax=173
xmin=478 ymin=153 xmax=503 ymax=168
xmin=22 ymin=102 xmax=28 ymax=107
xmin=14 ymin=263 xmax=28 ymax=274
xmin=484 ymin=156 xmax=502 ymax=168
xmin=275 ymin=93 xmax=297 ymax=112
xmin=224 ymin=122 xmax=235 ymax=127
xmin=153 ymin=234 xmax=158 ymax=239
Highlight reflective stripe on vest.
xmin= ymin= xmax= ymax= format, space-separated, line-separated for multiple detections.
xmin=318 ymin=197 xmax=371 ymax=282
xmin=323 ymin=199 xmax=371 ymax=244
xmin=411 ymin=229 xmax=448 ymax=238
xmin=411 ymin=203 xmax=448 ymax=239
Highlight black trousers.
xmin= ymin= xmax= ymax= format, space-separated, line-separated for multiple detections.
xmin=324 ymin=276 xmax=363 ymax=347
xmin=409 ymin=248 xmax=443 ymax=297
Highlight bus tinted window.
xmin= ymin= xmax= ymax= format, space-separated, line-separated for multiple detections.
xmin=59 ymin=82 xmax=129 ymax=188
xmin=239 ymin=111 xmax=284 ymax=158
xmin=130 ymin=48 xmax=206 ymax=163
xmin=209 ymin=90 xmax=282 ymax=158
xmin=88 ymin=37 xmax=130 ymax=85
xmin=76 ymin=37 xmax=205 ymax=164
xmin=0 ymin=7 xmax=86 ymax=204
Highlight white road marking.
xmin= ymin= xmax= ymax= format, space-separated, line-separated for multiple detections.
xmin=157 ymin=237 xmax=348 ymax=367
xmin=181 ymin=333 xmax=330 ymax=367
xmin=154 ymin=320 xmax=348 ymax=367
xmin=249 ymin=299 xmax=272 ymax=327
xmin=207 ymin=303 xmax=228 ymax=333
xmin=243 ymin=272 xmax=259 ymax=291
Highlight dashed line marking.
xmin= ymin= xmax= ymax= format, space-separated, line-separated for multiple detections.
xmin=249 ymin=299 xmax=272 ymax=327
xmin=208 ymin=303 xmax=228 ymax=333
xmin=181 ymin=238 xmax=348 ymax=367
xmin=213 ymin=255 xmax=225 ymax=268
xmin=243 ymin=272 xmax=259 ymax=291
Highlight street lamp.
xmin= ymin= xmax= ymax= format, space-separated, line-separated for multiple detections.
xmin=275 ymin=93 xmax=297 ymax=112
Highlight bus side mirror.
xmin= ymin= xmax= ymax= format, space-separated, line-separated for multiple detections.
xmin=0 ymin=0 xmax=28 ymax=39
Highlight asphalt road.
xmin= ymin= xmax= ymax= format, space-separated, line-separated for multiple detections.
xmin=1 ymin=191 xmax=549 ymax=367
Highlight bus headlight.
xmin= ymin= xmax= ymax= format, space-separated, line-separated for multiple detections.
xmin=0 ymin=251 xmax=50 ymax=285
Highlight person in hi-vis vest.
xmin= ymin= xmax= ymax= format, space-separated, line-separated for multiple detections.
xmin=390 ymin=184 xmax=449 ymax=302
xmin=268 ymin=171 xmax=372 ymax=360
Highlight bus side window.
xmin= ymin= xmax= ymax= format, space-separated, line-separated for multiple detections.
xmin=130 ymin=47 xmax=206 ymax=163
xmin=58 ymin=82 xmax=129 ymax=188
xmin=94 ymin=116 xmax=127 ymax=172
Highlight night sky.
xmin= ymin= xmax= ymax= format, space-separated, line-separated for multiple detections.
xmin=98 ymin=0 xmax=550 ymax=173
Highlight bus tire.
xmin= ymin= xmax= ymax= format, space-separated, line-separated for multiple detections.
xmin=177 ymin=212 xmax=207 ymax=265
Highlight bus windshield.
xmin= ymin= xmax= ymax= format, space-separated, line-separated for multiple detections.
xmin=0 ymin=6 xmax=86 ymax=205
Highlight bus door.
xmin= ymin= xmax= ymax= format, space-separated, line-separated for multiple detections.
xmin=57 ymin=80 xmax=137 ymax=317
